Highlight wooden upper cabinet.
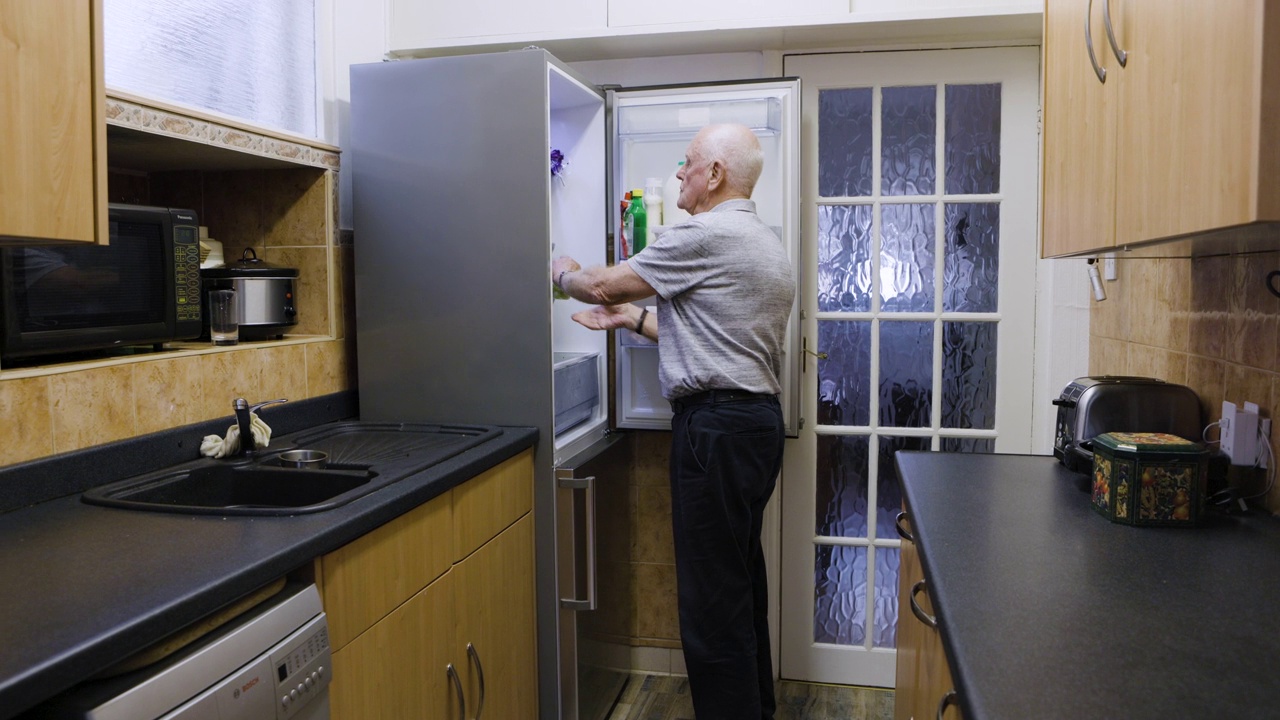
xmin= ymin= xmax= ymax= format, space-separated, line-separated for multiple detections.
xmin=1042 ymin=0 xmax=1119 ymax=257
xmin=1041 ymin=0 xmax=1280 ymax=257
xmin=0 ymin=0 xmax=106 ymax=244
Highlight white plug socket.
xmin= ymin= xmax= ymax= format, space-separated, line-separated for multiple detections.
xmin=1221 ymin=400 xmax=1260 ymax=466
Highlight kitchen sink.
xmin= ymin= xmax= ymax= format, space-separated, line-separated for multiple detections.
xmin=82 ymin=460 xmax=377 ymax=516
xmin=82 ymin=422 xmax=502 ymax=516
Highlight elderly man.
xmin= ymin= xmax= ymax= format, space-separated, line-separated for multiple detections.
xmin=553 ymin=122 xmax=794 ymax=719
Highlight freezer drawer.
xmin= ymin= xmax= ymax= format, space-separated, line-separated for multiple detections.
xmin=554 ymin=352 xmax=600 ymax=436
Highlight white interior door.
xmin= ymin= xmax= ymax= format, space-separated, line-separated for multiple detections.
xmin=778 ymin=46 xmax=1041 ymax=687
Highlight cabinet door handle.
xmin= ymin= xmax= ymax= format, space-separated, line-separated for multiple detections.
xmin=467 ymin=642 xmax=487 ymax=719
xmin=909 ymin=579 xmax=938 ymax=629
xmin=936 ymin=689 xmax=958 ymax=720
xmin=895 ymin=511 xmax=914 ymax=542
xmin=447 ymin=663 xmax=466 ymax=720
xmin=1085 ymin=0 xmax=1108 ymax=83
xmin=1102 ymin=0 xmax=1128 ymax=67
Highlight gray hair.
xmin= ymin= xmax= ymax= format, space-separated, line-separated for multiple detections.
xmin=699 ymin=123 xmax=763 ymax=197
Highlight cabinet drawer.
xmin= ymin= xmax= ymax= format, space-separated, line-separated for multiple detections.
xmin=317 ymin=491 xmax=452 ymax=651
xmin=452 ymin=450 xmax=534 ymax=561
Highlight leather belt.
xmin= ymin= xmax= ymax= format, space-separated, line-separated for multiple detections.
xmin=670 ymin=389 xmax=776 ymax=414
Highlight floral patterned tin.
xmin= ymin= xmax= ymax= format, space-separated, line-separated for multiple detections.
xmin=1090 ymin=432 xmax=1207 ymax=527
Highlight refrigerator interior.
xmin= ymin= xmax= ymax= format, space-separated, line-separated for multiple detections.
xmin=611 ymin=83 xmax=800 ymax=432
xmin=549 ymin=64 xmax=609 ymax=466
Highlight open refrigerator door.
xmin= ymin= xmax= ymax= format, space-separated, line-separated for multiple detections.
xmin=608 ymin=80 xmax=802 ymax=435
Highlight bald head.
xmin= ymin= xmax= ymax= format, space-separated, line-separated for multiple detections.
xmin=677 ymin=123 xmax=764 ymax=215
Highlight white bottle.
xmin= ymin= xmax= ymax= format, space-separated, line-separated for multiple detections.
xmin=663 ymin=161 xmax=691 ymax=225
xmin=644 ymin=177 xmax=663 ymax=245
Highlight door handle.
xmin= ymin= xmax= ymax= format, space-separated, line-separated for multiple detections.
xmin=446 ymin=663 xmax=466 ymax=720
xmin=802 ymin=337 xmax=827 ymax=373
xmin=910 ymin=579 xmax=938 ymax=629
xmin=467 ymin=643 xmax=486 ymax=719
xmin=1102 ymin=0 xmax=1128 ymax=67
xmin=558 ymin=472 xmax=598 ymax=611
xmin=1084 ymin=0 xmax=1107 ymax=83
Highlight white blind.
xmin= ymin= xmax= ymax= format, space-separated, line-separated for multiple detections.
xmin=104 ymin=0 xmax=318 ymax=137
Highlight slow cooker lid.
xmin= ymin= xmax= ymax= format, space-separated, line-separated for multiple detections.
xmin=201 ymin=248 xmax=299 ymax=278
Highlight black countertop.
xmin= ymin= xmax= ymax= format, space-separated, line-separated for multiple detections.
xmin=895 ymin=451 xmax=1280 ymax=720
xmin=0 ymin=410 xmax=536 ymax=719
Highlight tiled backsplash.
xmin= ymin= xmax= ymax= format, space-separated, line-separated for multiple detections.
xmin=1090 ymin=252 xmax=1280 ymax=512
xmin=0 ymin=340 xmax=355 ymax=468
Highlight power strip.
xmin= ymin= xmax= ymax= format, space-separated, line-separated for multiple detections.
xmin=1221 ymin=400 xmax=1260 ymax=466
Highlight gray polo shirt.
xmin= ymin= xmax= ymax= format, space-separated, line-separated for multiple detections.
xmin=627 ymin=199 xmax=794 ymax=401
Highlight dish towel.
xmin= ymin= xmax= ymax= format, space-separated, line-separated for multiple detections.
xmin=200 ymin=412 xmax=273 ymax=459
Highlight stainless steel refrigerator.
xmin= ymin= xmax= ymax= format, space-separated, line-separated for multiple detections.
xmin=349 ymin=48 xmax=799 ymax=719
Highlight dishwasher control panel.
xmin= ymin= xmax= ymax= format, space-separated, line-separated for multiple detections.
xmin=270 ymin=615 xmax=331 ymax=719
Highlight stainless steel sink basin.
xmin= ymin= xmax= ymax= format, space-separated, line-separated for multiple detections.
xmin=82 ymin=460 xmax=377 ymax=516
xmin=81 ymin=422 xmax=503 ymax=516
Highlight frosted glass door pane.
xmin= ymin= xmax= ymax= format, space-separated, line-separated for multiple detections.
xmin=874 ymin=547 xmax=900 ymax=649
xmin=817 ymin=321 xmax=872 ymax=426
xmin=816 ymin=435 xmax=870 ymax=537
xmin=814 ymin=545 xmax=866 ymax=645
xmin=942 ymin=322 xmax=998 ymax=430
xmin=880 ymin=204 xmax=935 ymax=312
xmin=879 ymin=321 xmax=933 ymax=428
xmin=105 ymin=0 xmax=317 ymax=137
xmin=882 ymin=86 xmax=936 ymax=196
xmin=818 ymin=88 xmax=874 ymax=197
xmin=818 ymin=205 xmax=873 ymax=312
xmin=945 ymin=84 xmax=1002 ymax=194
xmin=943 ymin=203 xmax=1000 ymax=312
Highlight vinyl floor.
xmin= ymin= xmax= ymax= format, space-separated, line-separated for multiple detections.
xmin=605 ymin=673 xmax=895 ymax=720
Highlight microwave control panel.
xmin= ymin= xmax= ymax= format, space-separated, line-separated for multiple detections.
xmin=172 ymin=219 xmax=202 ymax=322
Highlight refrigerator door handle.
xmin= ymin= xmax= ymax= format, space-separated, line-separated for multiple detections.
xmin=558 ymin=471 xmax=598 ymax=611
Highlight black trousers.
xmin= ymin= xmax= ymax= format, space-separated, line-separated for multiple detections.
xmin=669 ymin=392 xmax=785 ymax=720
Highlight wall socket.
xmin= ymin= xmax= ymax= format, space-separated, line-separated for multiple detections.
xmin=1221 ymin=400 xmax=1261 ymax=466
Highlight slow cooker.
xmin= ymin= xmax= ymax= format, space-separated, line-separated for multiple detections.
xmin=201 ymin=248 xmax=299 ymax=341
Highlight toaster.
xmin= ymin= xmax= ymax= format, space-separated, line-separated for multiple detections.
xmin=1053 ymin=376 xmax=1203 ymax=473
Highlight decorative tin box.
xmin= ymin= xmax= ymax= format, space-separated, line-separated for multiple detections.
xmin=1090 ymin=432 xmax=1207 ymax=527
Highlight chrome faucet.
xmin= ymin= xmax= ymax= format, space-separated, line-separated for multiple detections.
xmin=233 ymin=397 xmax=288 ymax=455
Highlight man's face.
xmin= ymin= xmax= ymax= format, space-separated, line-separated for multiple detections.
xmin=676 ymin=138 xmax=710 ymax=214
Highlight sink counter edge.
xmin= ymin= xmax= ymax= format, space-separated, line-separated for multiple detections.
xmin=0 ymin=422 xmax=538 ymax=719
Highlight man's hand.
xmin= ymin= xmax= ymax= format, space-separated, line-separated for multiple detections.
xmin=571 ymin=304 xmax=637 ymax=331
xmin=552 ymin=256 xmax=581 ymax=282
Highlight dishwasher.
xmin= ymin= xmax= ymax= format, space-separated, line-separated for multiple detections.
xmin=32 ymin=581 xmax=331 ymax=720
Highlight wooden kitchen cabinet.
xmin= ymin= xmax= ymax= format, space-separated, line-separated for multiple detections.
xmin=895 ymin=511 xmax=963 ymax=720
xmin=320 ymin=450 xmax=536 ymax=719
xmin=0 ymin=0 xmax=106 ymax=244
xmin=1042 ymin=0 xmax=1280 ymax=257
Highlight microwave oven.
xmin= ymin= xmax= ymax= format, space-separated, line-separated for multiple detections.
xmin=0 ymin=204 xmax=204 ymax=361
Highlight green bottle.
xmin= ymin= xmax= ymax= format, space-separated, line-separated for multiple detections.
xmin=630 ymin=188 xmax=647 ymax=254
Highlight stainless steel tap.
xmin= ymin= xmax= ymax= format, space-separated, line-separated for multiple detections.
xmin=232 ymin=397 xmax=288 ymax=455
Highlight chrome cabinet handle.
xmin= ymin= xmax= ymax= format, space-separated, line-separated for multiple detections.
xmin=1085 ymin=0 xmax=1107 ymax=83
xmin=1102 ymin=0 xmax=1128 ymax=67
xmin=909 ymin=579 xmax=938 ymax=629
xmin=558 ymin=472 xmax=598 ymax=611
xmin=936 ymin=690 xmax=958 ymax=720
xmin=446 ymin=663 xmax=466 ymax=720
xmin=895 ymin=511 xmax=914 ymax=542
xmin=467 ymin=642 xmax=486 ymax=719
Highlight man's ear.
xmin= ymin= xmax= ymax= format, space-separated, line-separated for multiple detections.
xmin=707 ymin=161 xmax=725 ymax=191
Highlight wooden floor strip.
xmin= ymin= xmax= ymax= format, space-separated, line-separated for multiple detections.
xmin=606 ymin=673 xmax=895 ymax=720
